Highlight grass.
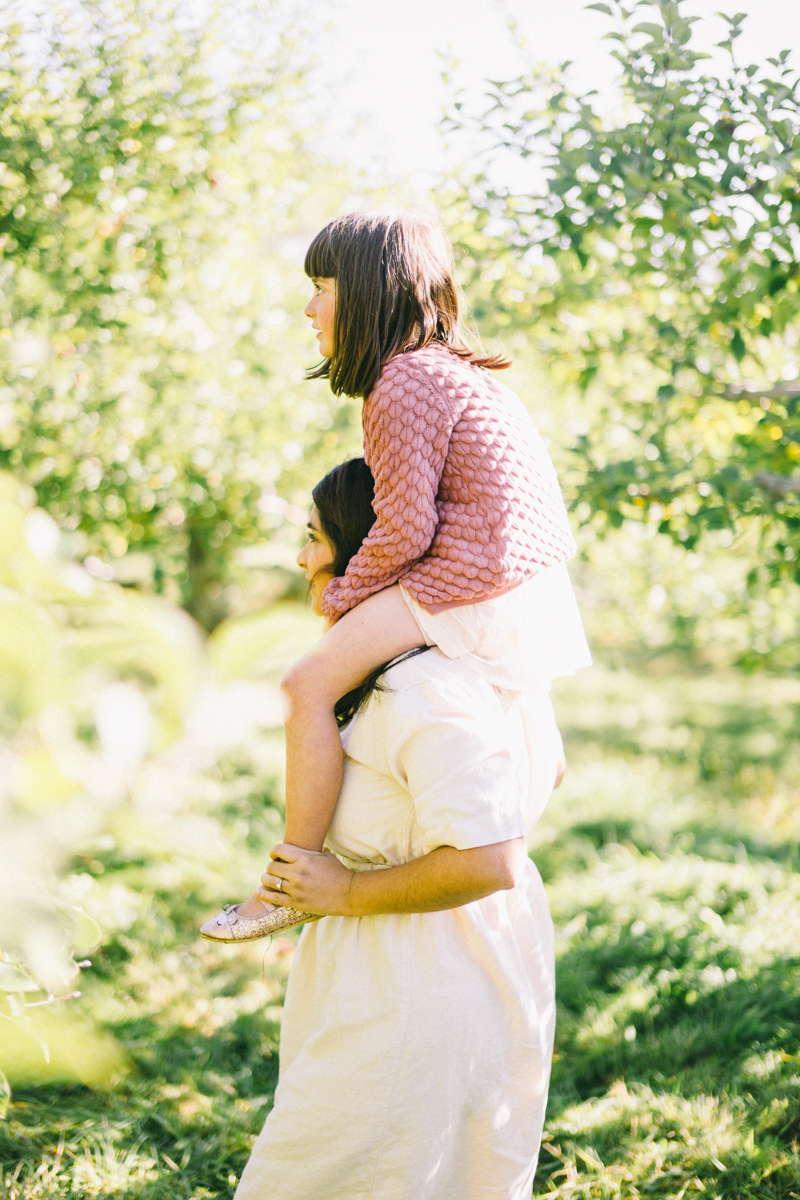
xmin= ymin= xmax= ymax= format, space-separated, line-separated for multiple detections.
xmin=0 ymin=895 xmax=294 ymax=1199
xmin=2 ymin=659 xmax=800 ymax=1198
xmin=531 ymin=663 xmax=800 ymax=1198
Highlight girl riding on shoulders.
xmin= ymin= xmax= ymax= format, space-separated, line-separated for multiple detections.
xmin=202 ymin=210 xmax=589 ymax=942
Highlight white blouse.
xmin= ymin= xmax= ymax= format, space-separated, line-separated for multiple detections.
xmin=235 ymin=650 xmax=558 ymax=1200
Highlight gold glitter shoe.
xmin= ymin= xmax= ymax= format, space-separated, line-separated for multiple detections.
xmin=199 ymin=902 xmax=321 ymax=943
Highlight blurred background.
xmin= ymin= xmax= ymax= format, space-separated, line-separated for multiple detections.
xmin=2 ymin=1 xmax=800 ymax=1197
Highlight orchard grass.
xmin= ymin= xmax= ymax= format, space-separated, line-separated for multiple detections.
xmin=0 ymin=884 xmax=293 ymax=1200
xmin=533 ymin=663 xmax=800 ymax=1198
xmin=2 ymin=661 xmax=800 ymax=1198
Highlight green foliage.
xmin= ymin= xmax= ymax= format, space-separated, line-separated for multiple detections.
xmin=0 ymin=0 xmax=356 ymax=628
xmin=570 ymin=511 xmax=800 ymax=672
xmin=0 ymin=469 xmax=202 ymax=1001
xmin=0 ymin=880 xmax=294 ymax=1199
xmin=0 ymin=547 xmax=307 ymax=1196
xmin=0 ymin=463 xmax=320 ymax=1105
xmin=444 ymin=1 xmax=800 ymax=609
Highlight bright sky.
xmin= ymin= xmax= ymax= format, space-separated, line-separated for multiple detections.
xmin=313 ymin=0 xmax=800 ymax=189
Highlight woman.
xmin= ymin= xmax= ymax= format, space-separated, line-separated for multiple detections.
xmin=233 ymin=458 xmax=563 ymax=1200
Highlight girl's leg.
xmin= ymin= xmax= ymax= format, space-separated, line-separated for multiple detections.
xmin=235 ymin=585 xmax=423 ymax=917
xmin=282 ymin=584 xmax=424 ymax=847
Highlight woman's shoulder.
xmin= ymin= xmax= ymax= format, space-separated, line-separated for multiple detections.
xmin=362 ymin=650 xmax=523 ymax=773
xmin=380 ymin=648 xmax=503 ymax=717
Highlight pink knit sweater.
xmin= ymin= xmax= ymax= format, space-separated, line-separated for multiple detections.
xmin=321 ymin=345 xmax=577 ymax=621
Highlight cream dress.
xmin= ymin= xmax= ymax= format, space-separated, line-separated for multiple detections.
xmin=235 ymin=649 xmax=562 ymax=1200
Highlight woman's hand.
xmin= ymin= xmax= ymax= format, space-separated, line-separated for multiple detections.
xmin=257 ymin=844 xmax=355 ymax=917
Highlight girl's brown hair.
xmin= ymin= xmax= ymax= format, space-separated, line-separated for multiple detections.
xmin=304 ymin=210 xmax=510 ymax=398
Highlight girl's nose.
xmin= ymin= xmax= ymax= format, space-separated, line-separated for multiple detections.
xmin=304 ymin=296 xmax=315 ymax=319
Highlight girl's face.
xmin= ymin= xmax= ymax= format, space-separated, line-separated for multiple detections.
xmin=297 ymin=506 xmax=336 ymax=616
xmin=304 ymin=277 xmax=336 ymax=359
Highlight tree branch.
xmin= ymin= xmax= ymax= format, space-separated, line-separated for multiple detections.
xmin=754 ymin=471 xmax=800 ymax=496
xmin=726 ymin=383 xmax=800 ymax=402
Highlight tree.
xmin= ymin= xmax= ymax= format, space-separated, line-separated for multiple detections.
xmin=0 ymin=469 xmax=199 ymax=1050
xmin=0 ymin=464 xmax=326 ymax=1096
xmin=0 ymin=0 xmax=356 ymax=629
xmin=444 ymin=1 xmax=800 ymax=609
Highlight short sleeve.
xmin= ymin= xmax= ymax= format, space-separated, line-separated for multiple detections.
xmin=383 ymin=675 xmax=526 ymax=854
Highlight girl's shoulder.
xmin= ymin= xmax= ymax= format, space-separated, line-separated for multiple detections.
xmin=374 ymin=344 xmax=480 ymax=398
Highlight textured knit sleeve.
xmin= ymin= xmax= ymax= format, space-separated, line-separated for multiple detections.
xmin=321 ymin=357 xmax=457 ymax=622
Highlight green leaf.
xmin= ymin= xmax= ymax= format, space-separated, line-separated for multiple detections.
xmin=72 ymin=909 xmax=103 ymax=955
xmin=632 ymin=22 xmax=666 ymax=37
xmin=0 ymin=963 xmax=39 ymax=992
xmin=730 ymin=329 xmax=746 ymax=361
xmin=715 ymin=10 xmax=747 ymax=26
xmin=585 ymin=2 xmax=614 ymax=13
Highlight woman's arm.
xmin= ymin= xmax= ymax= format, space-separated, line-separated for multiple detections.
xmin=257 ymin=838 xmax=528 ymax=917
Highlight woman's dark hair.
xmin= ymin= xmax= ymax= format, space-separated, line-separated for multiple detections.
xmin=310 ymin=456 xmax=428 ymax=727
xmin=312 ymin=456 xmax=376 ymax=581
xmin=304 ymin=210 xmax=510 ymax=399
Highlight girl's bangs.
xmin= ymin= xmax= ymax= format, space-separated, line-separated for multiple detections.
xmin=304 ymin=227 xmax=338 ymax=279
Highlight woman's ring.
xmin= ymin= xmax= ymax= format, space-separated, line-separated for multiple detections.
xmin=275 ymin=877 xmax=284 ymax=892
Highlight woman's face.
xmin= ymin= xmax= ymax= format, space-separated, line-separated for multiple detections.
xmin=297 ymin=506 xmax=336 ymax=616
xmin=304 ymin=277 xmax=336 ymax=359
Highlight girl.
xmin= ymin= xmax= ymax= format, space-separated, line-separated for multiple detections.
xmin=201 ymin=210 xmax=590 ymax=943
